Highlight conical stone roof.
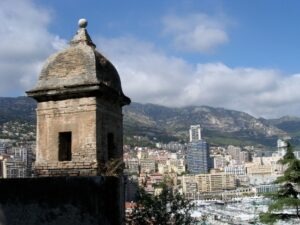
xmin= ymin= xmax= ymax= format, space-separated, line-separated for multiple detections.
xmin=27 ymin=19 xmax=130 ymax=106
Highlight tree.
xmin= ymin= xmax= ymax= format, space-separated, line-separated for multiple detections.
xmin=260 ymin=142 xmax=300 ymax=224
xmin=127 ymin=183 xmax=195 ymax=225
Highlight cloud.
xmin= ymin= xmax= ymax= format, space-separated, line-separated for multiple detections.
xmin=162 ymin=13 xmax=229 ymax=53
xmin=1 ymin=1 xmax=299 ymax=118
xmin=96 ymin=36 xmax=300 ymax=118
xmin=96 ymin=36 xmax=194 ymax=105
xmin=0 ymin=0 xmax=66 ymax=96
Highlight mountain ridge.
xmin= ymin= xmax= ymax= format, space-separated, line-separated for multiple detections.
xmin=123 ymin=102 xmax=289 ymax=147
xmin=1 ymin=97 xmax=299 ymax=147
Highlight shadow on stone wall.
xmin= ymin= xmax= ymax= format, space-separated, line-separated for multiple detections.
xmin=0 ymin=176 xmax=123 ymax=225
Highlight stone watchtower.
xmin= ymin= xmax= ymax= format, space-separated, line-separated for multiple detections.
xmin=27 ymin=19 xmax=130 ymax=177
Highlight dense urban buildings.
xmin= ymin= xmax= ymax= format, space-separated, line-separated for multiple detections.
xmin=123 ymin=130 xmax=288 ymax=206
xmin=1 ymin=123 xmax=289 ymax=201
xmin=0 ymin=140 xmax=35 ymax=178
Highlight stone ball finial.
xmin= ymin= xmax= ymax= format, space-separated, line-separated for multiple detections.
xmin=78 ymin=18 xmax=88 ymax=28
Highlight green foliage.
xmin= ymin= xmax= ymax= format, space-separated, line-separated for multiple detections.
xmin=127 ymin=183 xmax=195 ymax=225
xmin=260 ymin=142 xmax=300 ymax=224
xmin=275 ymin=143 xmax=300 ymax=185
xmin=279 ymin=142 xmax=297 ymax=164
xmin=259 ymin=212 xmax=280 ymax=224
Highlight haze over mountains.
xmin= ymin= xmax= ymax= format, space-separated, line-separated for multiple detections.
xmin=1 ymin=97 xmax=299 ymax=148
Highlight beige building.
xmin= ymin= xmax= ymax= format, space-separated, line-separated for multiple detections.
xmin=182 ymin=173 xmax=236 ymax=194
xmin=196 ymin=173 xmax=236 ymax=192
xmin=157 ymin=159 xmax=186 ymax=175
xmin=182 ymin=175 xmax=198 ymax=194
xmin=26 ymin=19 xmax=130 ymax=177
xmin=212 ymin=155 xmax=228 ymax=169
xmin=245 ymin=156 xmax=284 ymax=185
xmin=227 ymin=145 xmax=250 ymax=165
xmin=246 ymin=155 xmax=284 ymax=176
xmin=140 ymin=159 xmax=156 ymax=173
xmin=157 ymin=162 xmax=169 ymax=174
xmin=125 ymin=158 xmax=139 ymax=174
xmin=170 ymin=159 xmax=186 ymax=174
xmin=252 ymin=156 xmax=284 ymax=174
xmin=246 ymin=164 xmax=272 ymax=176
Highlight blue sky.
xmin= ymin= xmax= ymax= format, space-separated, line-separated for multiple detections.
xmin=1 ymin=0 xmax=300 ymax=118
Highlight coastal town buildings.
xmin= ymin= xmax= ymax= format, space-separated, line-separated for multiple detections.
xmin=1 ymin=118 xmax=289 ymax=210
xmin=0 ymin=140 xmax=35 ymax=178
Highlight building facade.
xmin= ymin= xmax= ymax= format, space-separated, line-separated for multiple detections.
xmin=187 ymin=140 xmax=210 ymax=174
xmin=196 ymin=173 xmax=236 ymax=193
xmin=277 ymin=139 xmax=288 ymax=156
xmin=182 ymin=173 xmax=236 ymax=195
xmin=189 ymin=124 xmax=202 ymax=142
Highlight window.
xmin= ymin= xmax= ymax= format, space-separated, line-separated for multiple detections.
xmin=59 ymin=132 xmax=72 ymax=161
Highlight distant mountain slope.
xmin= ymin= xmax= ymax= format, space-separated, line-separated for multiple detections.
xmin=0 ymin=97 xmax=36 ymax=124
xmin=268 ymin=116 xmax=300 ymax=134
xmin=267 ymin=116 xmax=300 ymax=146
xmin=0 ymin=97 xmax=292 ymax=147
xmin=123 ymin=103 xmax=288 ymax=146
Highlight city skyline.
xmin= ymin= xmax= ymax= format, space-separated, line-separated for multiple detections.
xmin=1 ymin=0 xmax=300 ymax=118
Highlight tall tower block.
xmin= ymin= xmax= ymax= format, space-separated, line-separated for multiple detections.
xmin=26 ymin=19 xmax=130 ymax=177
xmin=189 ymin=124 xmax=202 ymax=142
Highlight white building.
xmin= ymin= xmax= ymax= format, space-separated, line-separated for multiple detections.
xmin=224 ymin=165 xmax=246 ymax=175
xmin=294 ymin=151 xmax=300 ymax=159
xmin=189 ymin=125 xmax=201 ymax=142
xmin=212 ymin=155 xmax=227 ymax=169
xmin=277 ymin=139 xmax=288 ymax=156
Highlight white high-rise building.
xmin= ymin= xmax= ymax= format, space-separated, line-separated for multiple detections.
xmin=189 ymin=125 xmax=202 ymax=142
xmin=277 ymin=139 xmax=288 ymax=156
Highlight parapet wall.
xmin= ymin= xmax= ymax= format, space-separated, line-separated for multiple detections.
xmin=0 ymin=176 xmax=124 ymax=225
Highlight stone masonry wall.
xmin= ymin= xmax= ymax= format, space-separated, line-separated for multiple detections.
xmin=96 ymin=98 xmax=123 ymax=163
xmin=34 ymin=96 xmax=124 ymax=177
xmin=35 ymin=97 xmax=98 ymax=176
xmin=0 ymin=176 xmax=124 ymax=225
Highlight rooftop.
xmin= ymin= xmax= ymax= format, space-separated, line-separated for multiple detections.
xmin=27 ymin=19 xmax=130 ymax=105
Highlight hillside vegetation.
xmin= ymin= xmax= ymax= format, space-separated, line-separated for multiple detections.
xmin=1 ymin=97 xmax=299 ymax=147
